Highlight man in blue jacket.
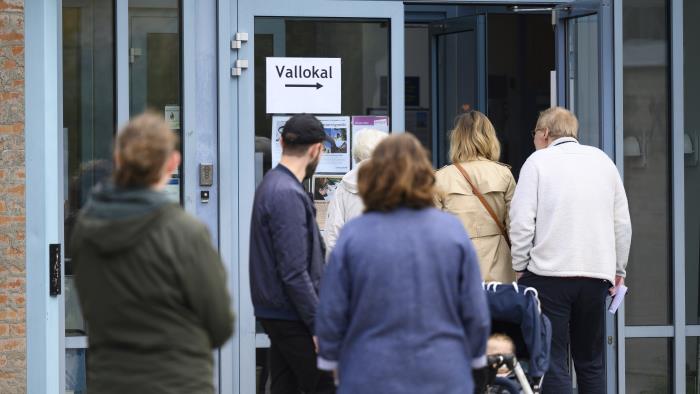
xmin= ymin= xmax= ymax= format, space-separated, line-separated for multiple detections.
xmin=250 ymin=114 xmax=335 ymax=394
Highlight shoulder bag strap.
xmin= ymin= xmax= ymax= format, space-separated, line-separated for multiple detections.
xmin=454 ymin=163 xmax=511 ymax=248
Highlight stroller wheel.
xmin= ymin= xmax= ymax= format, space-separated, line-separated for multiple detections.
xmin=487 ymin=377 xmax=520 ymax=394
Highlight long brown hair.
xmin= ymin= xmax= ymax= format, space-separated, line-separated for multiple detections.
xmin=358 ymin=134 xmax=435 ymax=212
xmin=449 ymin=110 xmax=501 ymax=163
xmin=114 ymin=112 xmax=178 ymax=188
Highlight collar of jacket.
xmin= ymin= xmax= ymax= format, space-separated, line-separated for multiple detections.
xmin=548 ymin=136 xmax=579 ymax=147
xmin=276 ymin=163 xmax=304 ymax=186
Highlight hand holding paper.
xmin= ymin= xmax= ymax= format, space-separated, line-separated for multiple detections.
xmin=608 ymin=284 xmax=628 ymax=314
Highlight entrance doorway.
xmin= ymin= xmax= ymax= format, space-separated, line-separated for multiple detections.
xmin=405 ymin=6 xmax=555 ymax=178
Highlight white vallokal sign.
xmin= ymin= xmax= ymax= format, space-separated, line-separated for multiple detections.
xmin=266 ymin=57 xmax=342 ymax=114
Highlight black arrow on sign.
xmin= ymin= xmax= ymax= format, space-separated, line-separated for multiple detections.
xmin=285 ymin=82 xmax=323 ymax=90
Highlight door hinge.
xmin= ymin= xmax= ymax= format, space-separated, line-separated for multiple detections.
xmin=231 ymin=32 xmax=249 ymax=49
xmin=129 ymin=47 xmax=142 ymax=64
xmin=231 ymin=32 xmax=249 ymax=78
xmin=49 ymin=244 xmax=61 ymax=296
xmin=232 ymin=60 xmax=248 ymax=77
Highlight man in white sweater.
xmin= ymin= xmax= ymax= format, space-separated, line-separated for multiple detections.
xmin=510 ymin=107 xmax=631 ymax=394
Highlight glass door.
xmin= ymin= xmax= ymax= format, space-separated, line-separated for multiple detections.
xmin=129 ymin=1 xmax=182 ymax=203
xmin=62 ymin=2 xmax=115 ymax=392
xmin=555 ymin=1 xmax=617 ymax=392
xmin=61 ymin=1 xmax=183 ymax=392
xmin=429 ymin=15 xmax=486 ymax=168
xmin=233 ymin=1 xmax=404 ymax=393
xmin=555 ymin=0 xmax=613 ymax=153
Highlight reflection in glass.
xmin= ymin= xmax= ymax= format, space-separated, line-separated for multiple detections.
xmin=128 ymin=0 xmax=182 ymax=202
xmin=62 ymin=0 xmax=115 ymax=332
xmin=404 ymin=25 xmax=432 ymax=156
xmin=62 ymin=0 xmax=115 ymax=391
xmin=685 ymin=0 xmax=700 ymax=325
xmin=689 ymin=338 xmax=700 ymax=394
xmin=129 ymin=0 xmax=180 ymax=116
xmin=622 ymin=0 xmax=671 ymax=326
xmin=626 ymin=338 xmax=672 ymax=393
xmin=436 ymin=30 xmax=477 ymax=168
xmin=66 ymin=348 xmax=87 ymax=394
xmin=568 ymin=14 xmax=599 ymax=147
xmin=254 ymin=18 xmax=390 ymax=176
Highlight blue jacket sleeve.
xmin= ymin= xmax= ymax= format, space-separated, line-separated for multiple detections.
xmin=268 ymin=190 xmax=319 ymax=332
xmin=315 ymin=239 xmax=351 ymax=370
xmin=460 ymin=239 xmax=491 ymax=368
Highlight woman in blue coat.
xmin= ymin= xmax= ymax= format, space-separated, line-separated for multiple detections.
xmin=315 ymin=134 xmax=491 ymax=394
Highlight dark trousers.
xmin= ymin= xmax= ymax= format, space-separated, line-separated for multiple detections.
xmin=260 ymin=319 xmax=335 ymax=394
xmin=519 ymin=271 xmax=610 ymax=394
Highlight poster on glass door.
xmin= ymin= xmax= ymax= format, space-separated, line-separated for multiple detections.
xmin=311 ymin=174 xmax=343 ymax=229
xmin=271 ymin=116 xmax=351 ymax=173
xmin=350 ymin=116 xmax=390 ymax=167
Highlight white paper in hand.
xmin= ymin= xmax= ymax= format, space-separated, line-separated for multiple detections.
xmin=608 ymin=285 xmax=628 ymax=314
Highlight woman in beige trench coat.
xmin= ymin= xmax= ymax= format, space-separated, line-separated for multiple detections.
xmin=434 ymin=111 xmax=516 ymax=283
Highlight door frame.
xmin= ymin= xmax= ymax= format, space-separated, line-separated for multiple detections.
xmin=26 ymin=0 xmax=64 ymax=392
xmin=226 ymin=1 xmax=404 ymax=393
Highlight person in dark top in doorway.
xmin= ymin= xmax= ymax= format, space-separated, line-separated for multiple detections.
xmin=249 ymin=113 xmax=335 ymax=394
xmin=71 ymin=113 xmax=234 ymax=394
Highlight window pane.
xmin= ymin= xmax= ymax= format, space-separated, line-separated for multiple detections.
xmin=435 ymin=29 xmax=476 ymax=168
xmin=685 ymin=0 xmax=700 ymax=325
xmin=62 ymin=1 xmax=115 ymax=392
xmin=66 ymin=348 xmax=87 ymax=394
xmin=626 ymin=338 xmax=672 ymax=393
xmin=129 ymin=0 xmax=181 ymax=202
xmin=253 ymin=18 xmax=390 ymax=178
xmin=689 ymin=337 xmax=700 ymax=394
xmin=568 ymin=14 xmax=599 ymax=147
xmin=622 ymin=0 xmax=672 ymax=326
xmin=62 ymin=0 xmax=114 ymax=336
xmin=404 ymin=25 xmax=431 ymax=156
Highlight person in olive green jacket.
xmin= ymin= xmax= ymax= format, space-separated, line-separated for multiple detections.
xmin=71 ymin=113 xmax=234 ymax=394
xmin=435 ymin=111 xmax=517 ymax=283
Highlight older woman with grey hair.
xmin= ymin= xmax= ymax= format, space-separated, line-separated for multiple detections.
xmin=324 ymin=128 xmax=388 ymax=256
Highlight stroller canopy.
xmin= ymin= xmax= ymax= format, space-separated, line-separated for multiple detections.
xmin=484 ymin=282 xmax=552 ymax=377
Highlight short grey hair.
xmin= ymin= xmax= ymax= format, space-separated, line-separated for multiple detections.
xmin=536 ymin=107 xmax=579 ymax=139
xmin=352 ymin=128 xmax=389 ymax=163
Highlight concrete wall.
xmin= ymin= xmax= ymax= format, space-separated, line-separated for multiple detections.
xmin=0 ymin=0 xmax=25 ymax=393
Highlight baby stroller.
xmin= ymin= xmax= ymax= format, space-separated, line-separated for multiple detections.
xmin=480 ymin=282 xmax=552 ymax=394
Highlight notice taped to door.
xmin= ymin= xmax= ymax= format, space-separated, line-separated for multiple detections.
xmin=266 ymin=57 xmax=341 ymax=114
xmin=271 ymin=115 xmax=350 ymax=173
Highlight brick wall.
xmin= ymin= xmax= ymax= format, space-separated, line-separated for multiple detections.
xmin=0 ymin=0 xmax=25 ymax=393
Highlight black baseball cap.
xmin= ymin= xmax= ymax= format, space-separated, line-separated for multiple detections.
xmin=281 ymin=114 xmax=326 ymax=145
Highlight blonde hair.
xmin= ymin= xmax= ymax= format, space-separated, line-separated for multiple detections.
xmin=536 ymin=107 xmax=579 ymax=139
xmin=449 ymin=111 xmax=501 ymax=163
xmin=352 ymin=128 xmax=388 ymax=163
xmin=114 ymin=112 xmax=178 ymax=188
